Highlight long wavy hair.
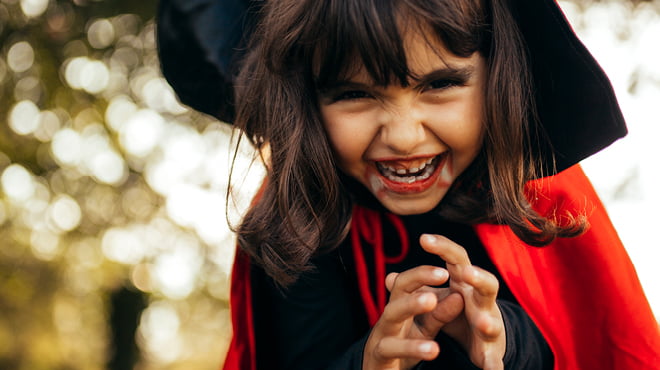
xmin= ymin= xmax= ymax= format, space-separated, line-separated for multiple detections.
xmin=232 ymin=0 xmax=585 ymax=286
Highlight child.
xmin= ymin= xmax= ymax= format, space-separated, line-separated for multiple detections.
xmin=158 ymin=0 xmax=660 ymax=369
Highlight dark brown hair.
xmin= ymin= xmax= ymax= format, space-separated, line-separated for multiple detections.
xmin=232 ymin=0 xmax=585 ymax=286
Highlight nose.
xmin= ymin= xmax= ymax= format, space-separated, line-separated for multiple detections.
xmin=379 ymin=106 xmax=426 ymax=155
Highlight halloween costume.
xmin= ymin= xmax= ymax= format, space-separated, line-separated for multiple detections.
xmin=156 ymin=0 xmax=660 ymax=369
xmin=229 ymin=165 xmax=660 ymax=369
xmin=247 ymin=194 xmax=555 ymax=369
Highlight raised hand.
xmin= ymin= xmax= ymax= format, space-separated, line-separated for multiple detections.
xmin=420 ymin=234 xmax=506 ymax=370
xmin=362 ymin=265 xmax=465 ymax=370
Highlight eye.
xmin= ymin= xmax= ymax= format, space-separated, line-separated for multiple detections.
xmin=333 ymin=90 xmax=371 ymax=102
xmin=427 ymin=79 xmax=464 ymax=91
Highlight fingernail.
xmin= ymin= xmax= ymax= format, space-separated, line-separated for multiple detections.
xmin=432 ymin=268 xmax=446 ymax=279
xmin=417 ymin=293 xmax=434 ymax=305
xmin=423 ymin=234 xmax=437 ymax=243
xmin=418 ymin=342 xmax=434 ymax=353
xmin=469 ymin=267 xmax=481 ymax=283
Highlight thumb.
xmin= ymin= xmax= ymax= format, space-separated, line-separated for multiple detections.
xmin=416 ymin=290 xmax=464 ymax=337
xmin=385 ymin=272 xmax=399 ymax=292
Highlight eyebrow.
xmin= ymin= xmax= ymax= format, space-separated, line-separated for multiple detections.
xmin=318 ymin=65 xmax=476 ymax=92
xmin=412 ymin=65 xmax=475 ymax=88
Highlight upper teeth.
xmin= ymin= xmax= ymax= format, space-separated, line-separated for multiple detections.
xmin=388 ymin=158 xmax=433 ymax=176
xmin=376 ymin=157 xmax=438 ymax=182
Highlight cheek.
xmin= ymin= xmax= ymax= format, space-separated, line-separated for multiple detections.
xmin=324 ymin=128 xmax=362 ymax=168
xmin=429 ymin=120 xmax=483 ymax=154
xmin=443 ymin=101 xmax=484 ymax=151
xmin=321 ymin=112 xmax=375 ymax=165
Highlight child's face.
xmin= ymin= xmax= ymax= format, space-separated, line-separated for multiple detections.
xmin=318 ymin=29 xmax=486 ymax=215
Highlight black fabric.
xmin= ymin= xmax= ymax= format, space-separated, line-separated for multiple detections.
xmin=156 ymin=0 xmax=261 ymax=121
xmin=511 ymin=0 xmax=627 ymax=172
xmin=251 ymin=215 xmax=553 ymax=369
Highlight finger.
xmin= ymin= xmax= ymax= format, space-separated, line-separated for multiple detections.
xmin=387 ymin=266 xmax=448 ymax=299
xmin=471 ymin=309 xmax=505 ymax=340
xmin=385 ymin=272 xmax=399 ymax=292
xmin=379 ymin=292 xmax=438 ymax=336
xmin=415 ymin=291 xmax=464 ymax=337
xmin=420 ymin=234 xmax=471 ymax=267
xmin=373 ymin=337 xmax=440 ymax=362
xmin=460 ymin=267 xmax=504 ymax=341
xmin=462 ymin=265 xmax=499 ymax=307
xmin=481 ymin=349 xmax=505 ymax=370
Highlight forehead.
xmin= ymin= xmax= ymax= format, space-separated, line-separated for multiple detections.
xmin=402 ymin=24 xmax=464 ymax=75
xmin=311 ymin=3 xmax=484 ymax=89
xmin=340 ymin=25 xmax=475 ymax=84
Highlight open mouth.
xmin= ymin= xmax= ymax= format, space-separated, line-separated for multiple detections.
xmin=375 ymin=154 xmax=445 ymax=184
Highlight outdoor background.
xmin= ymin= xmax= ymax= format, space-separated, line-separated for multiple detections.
xmin=0 ymin=0 xmax=658 ymax=369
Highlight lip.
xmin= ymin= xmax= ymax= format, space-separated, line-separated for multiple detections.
xmin=373 ymin=153 xmax=448 ymax=194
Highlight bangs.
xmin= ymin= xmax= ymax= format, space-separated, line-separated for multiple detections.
xmin=307 ymin=0 xmax=487 ymax=89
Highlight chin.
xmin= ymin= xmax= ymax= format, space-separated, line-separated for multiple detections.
xmin=378 ymin=196 xmax=443 ymax=216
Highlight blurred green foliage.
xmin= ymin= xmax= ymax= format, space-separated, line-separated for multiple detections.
xmin=0 ymin=0 xmax=242 ymax=369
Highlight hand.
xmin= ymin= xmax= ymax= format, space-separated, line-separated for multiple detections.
xmin=420 ymin=234 xmax=506 ymax=370
xmin=362 ymin=265 xmax=465 ymax=370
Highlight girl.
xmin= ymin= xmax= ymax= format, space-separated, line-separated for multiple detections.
xmin=158 ymin=0 xmax=660 ymax=369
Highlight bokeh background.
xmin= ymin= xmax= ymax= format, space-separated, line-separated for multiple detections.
xmin=0 ymin=0 xmax=657 ymax=369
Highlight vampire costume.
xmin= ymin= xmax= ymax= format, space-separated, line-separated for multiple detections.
xmin=156 ymin=0 xmax=660 ymax=369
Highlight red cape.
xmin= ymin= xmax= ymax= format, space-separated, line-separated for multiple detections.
xmin=223 ymin=165 xmax=660 ymax=369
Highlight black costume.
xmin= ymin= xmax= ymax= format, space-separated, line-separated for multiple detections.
xmin=251 ymin=212 xmax=553 ymax=369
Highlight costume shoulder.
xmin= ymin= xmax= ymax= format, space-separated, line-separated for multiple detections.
xmin=476 ymin=165 xmax=660 ymax=370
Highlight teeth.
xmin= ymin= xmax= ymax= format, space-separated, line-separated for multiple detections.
xmin=376 ymin=156 xmax=439 ymax=183
xmin=385 ymin=160 xmax=429 ymax=176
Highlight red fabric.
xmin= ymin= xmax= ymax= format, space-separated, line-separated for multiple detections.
xmin=351 ymin=207 xmax=410 ymax=326
xmin=222 ymin=164 xmax=660 ymax=369
xmin=476 ymin=165 xmax=660 ymax=370
xmin=223 ymin=249 xmax=256 ymax=370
